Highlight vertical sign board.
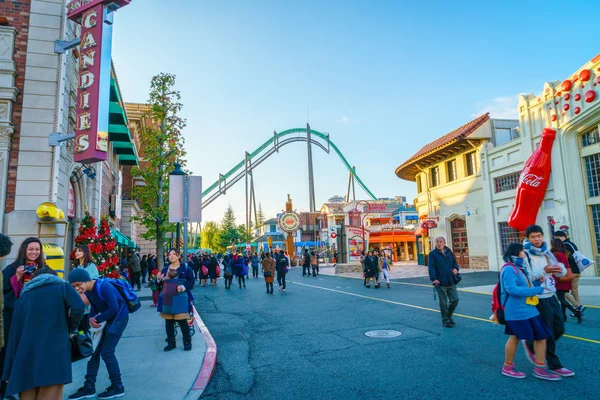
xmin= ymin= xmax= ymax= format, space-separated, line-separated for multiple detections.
xmin=168 ymin=176 xmax=203 ymax=223
xmin=67 ymin=0 xmax=131 ymax=164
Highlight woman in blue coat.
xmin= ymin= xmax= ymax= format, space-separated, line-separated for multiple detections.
xmin=233 ymin=253 xmax=246 ymax=289
xmin=158 ymin=248 xmax=195 ymax=351
xmin=2 ymin=267 xmax=84 ymax=399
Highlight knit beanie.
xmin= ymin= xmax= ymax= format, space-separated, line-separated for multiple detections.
xmin=68 ymin=267 xmax=92 ymax=284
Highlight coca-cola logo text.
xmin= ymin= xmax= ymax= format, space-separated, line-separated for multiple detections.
xmin=520 ymin=173 xmax=544 ymax=188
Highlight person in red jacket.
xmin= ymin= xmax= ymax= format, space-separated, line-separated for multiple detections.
xmin=550 ymin=239 xmax=581 ymax=324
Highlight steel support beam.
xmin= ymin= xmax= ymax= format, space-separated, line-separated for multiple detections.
xmin=306 ymin=123 xmax=316 ymax=212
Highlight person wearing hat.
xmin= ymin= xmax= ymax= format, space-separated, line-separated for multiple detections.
xmin=553 ymin=230 xmax=585 ymax=315
xmin=67 ymin=269 xmax=129 ymax=400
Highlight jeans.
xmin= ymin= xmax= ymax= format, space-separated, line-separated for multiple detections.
xmin=84 ymin=332 xmax=124 ymax=390
xmin=224 ymin=275 xmax=233 ymax=289
xmin=166 ymin=318 xmax=191 ymax=344
xmin=277 ymin=272 xmax=286 ymax=289
xmin=302 ymin=265 xmax=310 ymax=276
xmin=131 ymin=271 xmax=141 ymax=290
xmin=266 ymin=282 xmax=273 ymax=293
xmin=238 ymin=276 xmax=246 ymax=288
xmin=252 ymin=266 xmax=259 ymax=278
xmin=436 ymin=285 xmax=459 ymax=324
xmin=526 ymin=296 xmax=565 ymax=370
xmin=141 ymin=268 xmax=148 ymax=283
xmin=381 ymin=268 xmax=390 ymax=283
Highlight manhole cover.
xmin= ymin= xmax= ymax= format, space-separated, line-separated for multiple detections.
xmin=364 ymin=330 xmax=402 ymax=338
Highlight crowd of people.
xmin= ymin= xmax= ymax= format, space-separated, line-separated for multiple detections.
xmin=427 ymin=224 xmax=586 ymax=382
xmin=184 ymin=249 xmax=292 ymax=294
xmin=359 ymin=249 xmax=393 ymax=289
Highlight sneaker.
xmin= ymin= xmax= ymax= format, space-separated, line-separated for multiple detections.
xmin=521 ymin=340 xmax=536 ymax=365
xmin=552 ymin=367 xmax=575 ymax=377
xmin=279 ymin=286 xmax=283 ymax=292
xmin=578 ymin=305 xmax=586 ymax=314
xmin=68 ymin=387 xmax=96 ymax=400
xmin=502 ymin=364 xmax=526 ymax=379
xmin=449 ymin=317 xmax=456 ymax=326
xmin=97 ymin=385 xmax=125 ymax=399
xmin=533 ymin=367 xmax=562 ymax=381
xmin=282 ymin=289 xmax=286 ymax=292
xmin=443 ymin=322 xmax=453 ymax=328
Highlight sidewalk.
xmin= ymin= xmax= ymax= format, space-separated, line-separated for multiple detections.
xmin=319 ymin=261 xmax=480 ymax=280
xmin=63 ymin=286 xmax=208 ymax=400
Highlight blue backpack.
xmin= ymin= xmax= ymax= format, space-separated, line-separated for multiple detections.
xmin=97 ymin=278 xmax=141 ymax=314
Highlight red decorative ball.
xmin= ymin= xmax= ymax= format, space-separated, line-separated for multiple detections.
xmin=555 ymin=101 xmax=559 ymax=105
xmin=585 ymin=90 xmax=597 ymax=103
xmin=562 ymin=80 xmax=573 ymax=91
xmin=551 ymin=114 xmax=557 ymax=121
xmin=574 ymin=107 xmax=581 ymax=115
xmin=563 ymin=104 xmax=570 ymax=111
xmin=575 ymin=94 xmax=581 ymax=101
xmin=579 ymin=69 xmax=591 ymax=82
xmin=564 ymin=93 xmax=571 ymax=100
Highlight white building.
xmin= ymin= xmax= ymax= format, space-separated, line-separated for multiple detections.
xmin=481 ymin=54 xmax=600 ymax=275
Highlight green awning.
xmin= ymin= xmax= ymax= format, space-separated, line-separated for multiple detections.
xmin=111 ymin=228 xmax=136 ymax=248
xmin=108 ymin=73 xmax=139 ymax=166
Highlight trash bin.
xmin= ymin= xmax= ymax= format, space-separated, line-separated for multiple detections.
xmin=43 ymin=243 xmax=65 ymax=279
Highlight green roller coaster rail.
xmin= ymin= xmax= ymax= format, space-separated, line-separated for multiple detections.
xmin=202 ymin=128 xmax=377 ymax=200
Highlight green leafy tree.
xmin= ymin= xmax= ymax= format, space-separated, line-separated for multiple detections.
xmin=200 ymin=221 xmax=221 ymax=252
xmin=131 ymin=73 xmax=187 ymax=271
xmin=218 ymin=204 xmax=240 ymax=251
xmin=237 ymin=223 xmax=253 ymax=243
xmin=257 ymin=203 xmax=265 ymax=227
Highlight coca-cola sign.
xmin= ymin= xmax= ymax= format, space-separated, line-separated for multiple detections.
xmin=520 ymin=173 xmax=544 ymax=188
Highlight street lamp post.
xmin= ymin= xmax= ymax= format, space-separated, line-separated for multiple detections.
xmin=170 ymin=163 xmax=189 ymax=261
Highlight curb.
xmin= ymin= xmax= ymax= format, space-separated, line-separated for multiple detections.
xmin=184 ymin=305 xmax=217 ymax=398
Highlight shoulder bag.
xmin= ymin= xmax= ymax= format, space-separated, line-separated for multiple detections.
xmin=63 ymin=284 xmax=94 ymax=362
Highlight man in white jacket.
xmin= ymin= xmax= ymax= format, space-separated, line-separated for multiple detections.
xmin=523 ymin=224 xmax=574 ymax=377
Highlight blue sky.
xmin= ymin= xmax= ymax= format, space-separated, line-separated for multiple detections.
xmin=111 ymin=0 xmax=600 ymax=224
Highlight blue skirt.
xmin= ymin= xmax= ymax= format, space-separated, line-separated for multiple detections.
xmin=504 ymin=315 xmax=552 ymax=341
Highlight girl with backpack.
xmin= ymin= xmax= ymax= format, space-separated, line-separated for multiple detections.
xmin=222 ymin=255 xmax=234 ymax=290
xmin=497 ymin=243 xmax=559 ymax=381
xmin=157 ymin=248 xmax=195 ymax=352
xmin=550 ymin=239 xmax=581 ymax=323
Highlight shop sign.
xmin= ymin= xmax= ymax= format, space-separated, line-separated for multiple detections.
xmin=68 ymin=181 xmax=76 ymax=219
xmin=68 ymin=0 xmax=131 ymax=163
xmin=421 ymin=220 xmax=437 ymax=229
xmin=278 ymin=211 xmax=300 ymax=233
xmin=330 ymin=232 xmax=337 ymax=239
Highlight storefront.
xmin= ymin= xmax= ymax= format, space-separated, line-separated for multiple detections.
xmin=367 ymin=218 xmax=417 ymax=262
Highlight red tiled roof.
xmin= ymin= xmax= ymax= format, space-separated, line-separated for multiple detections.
xmin=395 ymin=113 xmax=490 ymax=180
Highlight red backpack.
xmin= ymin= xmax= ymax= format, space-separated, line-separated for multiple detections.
xmin=492 ymin=263 xmax=518 ymax=325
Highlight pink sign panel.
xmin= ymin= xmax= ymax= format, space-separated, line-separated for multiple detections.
xmin=68 ymin=181 xmax=76 ymax=218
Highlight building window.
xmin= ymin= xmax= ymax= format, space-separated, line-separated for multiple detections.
xmin=498 ymin=222 xmax=525 ymax=253
xmin=494 ymin=127 xmax=520 ymax=146
xmin=270 ymin=225 xmax=276 ymax=233
xmin=416 ymin=175 xmax=422 ymax=193
xmin=494 ymin=172 xmax=521 ymax=193
xmin=430 ymin=167 xmax=440 ymax=187
xmin=581 ymin=126 xmax=600 ymax=147
xmin=465 ymin=152 xmax=478 ymax=176
xmin=584 ymin=153 xmax=600 ymax=197
xmin=592 ymin=205 xmax=600 ymax=254
xmin=446 ymin=160 xmax=457 ymax=182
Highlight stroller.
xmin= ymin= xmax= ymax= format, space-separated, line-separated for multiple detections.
xmin=167 ymin=312 xmax=196 ymax=340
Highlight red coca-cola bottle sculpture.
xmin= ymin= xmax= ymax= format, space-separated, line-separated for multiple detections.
xmin=508 ymin=128 xmax=556 ymax=231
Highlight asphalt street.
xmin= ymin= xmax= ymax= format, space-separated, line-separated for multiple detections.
xmin=194 ymin=268 xmax=600 ymax=400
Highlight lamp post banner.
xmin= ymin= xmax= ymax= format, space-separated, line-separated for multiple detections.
xmin=68 ymin=0 xmax=131 ymax=164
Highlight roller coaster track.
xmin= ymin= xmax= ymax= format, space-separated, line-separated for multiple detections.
xmin=201 ymin=128 xmax=377 ymax=209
